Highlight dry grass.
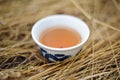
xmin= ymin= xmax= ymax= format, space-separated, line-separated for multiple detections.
xmin=0 ymin=0 xmax=120 ymax=80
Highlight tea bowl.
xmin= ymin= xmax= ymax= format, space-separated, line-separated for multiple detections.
xmin=31 ymin=14 xmax=90 ymax=61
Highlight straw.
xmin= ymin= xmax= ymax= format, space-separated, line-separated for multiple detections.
xmin=0 ymin=0 xmax=120 ymax=80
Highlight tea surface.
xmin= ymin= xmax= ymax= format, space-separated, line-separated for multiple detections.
xmin=40 ymin=27 xmax=81 ymax=48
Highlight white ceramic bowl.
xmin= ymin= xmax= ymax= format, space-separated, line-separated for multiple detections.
xmin=31 ymin=14 xmax=90 ymax=61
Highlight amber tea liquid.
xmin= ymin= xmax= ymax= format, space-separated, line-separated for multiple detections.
xmin=40 ymin=26 xmax=81 ymax=48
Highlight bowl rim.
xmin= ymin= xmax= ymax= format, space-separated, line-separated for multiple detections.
xmin=31 ymin=14 xmax=90 ymax=51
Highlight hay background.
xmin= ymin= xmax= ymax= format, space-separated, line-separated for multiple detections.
xmin=0 ymin=0 xmax=120 ymax=80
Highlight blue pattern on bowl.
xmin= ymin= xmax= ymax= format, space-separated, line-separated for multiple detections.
xmin=40 ymin=48 xmax=71 ymax=61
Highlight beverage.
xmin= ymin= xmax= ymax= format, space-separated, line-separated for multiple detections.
xmin=40 ymin=26 xmax=81 ymax=48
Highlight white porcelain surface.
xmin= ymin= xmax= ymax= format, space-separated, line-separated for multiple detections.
xmin=31 ymin=14 xmax=90 ymax=61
